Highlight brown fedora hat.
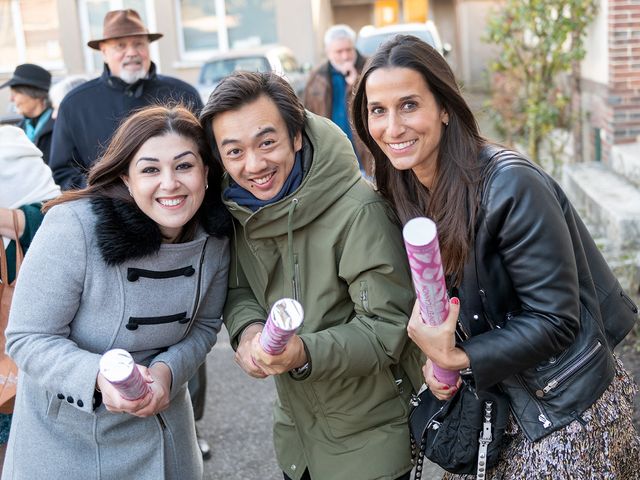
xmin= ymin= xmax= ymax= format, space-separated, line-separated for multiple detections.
xmin=87 ymin=9 xmax=162 ymax=50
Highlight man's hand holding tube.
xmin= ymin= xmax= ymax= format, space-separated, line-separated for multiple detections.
xmin=250 ymin=333 xmax=308 ymax=376
xmin=235 ymin=323 xmax=269 ymax=378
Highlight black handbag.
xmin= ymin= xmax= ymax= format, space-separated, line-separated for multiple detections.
xmin=409 ymin=381 xmax=509 ymax=479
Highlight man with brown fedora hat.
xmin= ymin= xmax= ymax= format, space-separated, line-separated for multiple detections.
xmin=49 ymin=8 xmax=202 ymax=190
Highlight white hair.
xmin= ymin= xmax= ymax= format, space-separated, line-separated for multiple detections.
xmin=50 ymin=75 xmax=90 ymax=110
xmin=324 ymin=24 xmax=356 ymax=49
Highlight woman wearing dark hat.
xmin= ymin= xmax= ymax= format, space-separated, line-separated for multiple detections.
xmin=1 ymin=64 xmax=54 ymax=165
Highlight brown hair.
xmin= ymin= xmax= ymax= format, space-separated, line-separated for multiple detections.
xmin=352 ymin=35 xmax=486 ymax=284
xmin=45 ymin=105 xmax=222 ymax=240
xmin=199 ymin=71 xmax=305 ymax=166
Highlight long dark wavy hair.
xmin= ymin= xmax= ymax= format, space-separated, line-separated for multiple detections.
xmin=45 ymin=104 xmax=227 ymax=241
xmin=352 ymin=35 xmax=486 ymax=284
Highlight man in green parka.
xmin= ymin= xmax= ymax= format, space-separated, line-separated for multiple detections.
xmin=200 ymin=71 xmax=423 ymax=480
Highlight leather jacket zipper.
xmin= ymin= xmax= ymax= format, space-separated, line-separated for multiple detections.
xmin=538 ymin=341 xmax=602 ymax=397
xmin=621 ymin=290 xmax=638 ymax=313
xmin=515 ymin=374 xmax=552 ymax=429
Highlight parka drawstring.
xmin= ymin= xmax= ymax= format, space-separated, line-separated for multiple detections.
xmin=287 ymin=198 xmax=299 ymax=300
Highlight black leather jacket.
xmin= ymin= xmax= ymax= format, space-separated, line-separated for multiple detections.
xmin=458 ymin=147 xmax=638 ymax=442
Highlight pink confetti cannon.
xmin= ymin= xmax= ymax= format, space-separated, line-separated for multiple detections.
xmin=99 ymin=349 xmax=150 ymax=401
xmin=403 ymin=217 xmax=459 ymax=386
xmin=260 ymin=298 xmax=304 ymax=355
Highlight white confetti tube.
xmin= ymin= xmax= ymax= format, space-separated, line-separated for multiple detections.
xmin=99 ymin=349 xmax=150 ymax=401
xmin=260 ymin=298 xmax=304 ymax=355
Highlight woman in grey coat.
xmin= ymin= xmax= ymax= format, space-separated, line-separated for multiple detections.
xmin=3 ymin=105 xmax=231 ymax=479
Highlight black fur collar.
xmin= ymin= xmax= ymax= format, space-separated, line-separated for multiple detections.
xmin=91 ymin=195 xmax=231 ymax=266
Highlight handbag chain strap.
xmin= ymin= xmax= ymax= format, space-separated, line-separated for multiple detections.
xmin=476 ymin=400 xmax=494 ymax=479
xmin=410 ymin=432 xmax=428 ymax=480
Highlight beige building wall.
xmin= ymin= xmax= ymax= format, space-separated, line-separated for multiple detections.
xmin=582 ymin=0 xmax=608 ymax=85
xmin=56 ymin=0 xmax=84 ymax=75
xmin=333 ymin=4 xmax=375 ymax=36
xmin=431 ymin=0 xmax=458 ymax=77
xmin=456 ymin=0 xmax=500 ymax=91
xmin=276 ymin=0 xmax=316 ymax=66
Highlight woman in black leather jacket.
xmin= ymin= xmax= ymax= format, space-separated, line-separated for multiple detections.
xmin=352 ymin=34 xmax=640 ymax=479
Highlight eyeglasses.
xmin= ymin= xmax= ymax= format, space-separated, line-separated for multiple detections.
xmin=105 ymin=39 xmax=149 ymax=53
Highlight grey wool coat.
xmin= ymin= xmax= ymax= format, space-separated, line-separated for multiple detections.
xmin=3 ymin=197 xmax=230 ymax=480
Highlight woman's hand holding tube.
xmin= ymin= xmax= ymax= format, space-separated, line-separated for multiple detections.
xmin=407 ymin=297 xmax=470 ymax=371
xmin=132 ymin=362 xmax=172 ymax=417
xmin=98 ymin=364 xmax=154 ymax=415
xmin=422 ymin=358 xmax=461 ymax=401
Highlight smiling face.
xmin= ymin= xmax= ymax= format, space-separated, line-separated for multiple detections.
xmin=122 ymin=132 xmax=208 ymax=242
xmin=365 ymin=67 xmax=448 ymax=188
xmin=100 ymin=35 xmax=151 ymax=84
xmin=212 ymin=94 xmax=302 ymax=201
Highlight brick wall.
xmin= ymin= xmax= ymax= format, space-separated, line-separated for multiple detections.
xmin=608 ymin=0 xmax=640 ymax=147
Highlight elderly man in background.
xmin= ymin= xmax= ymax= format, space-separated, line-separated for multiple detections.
xmin=303 ymin=24 xmax=373 ymax=178
xmin=49 ymin=8 xmax=202 ymax=191
xmin=0 ymin=64 xmax=55 ymax=164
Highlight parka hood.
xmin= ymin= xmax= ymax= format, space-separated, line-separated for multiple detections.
xmin=222 ymin=111 xmax=363 ymax=238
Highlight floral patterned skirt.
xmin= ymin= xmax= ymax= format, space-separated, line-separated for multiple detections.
xmin=443 ymin=357 xmax=640 ymax=480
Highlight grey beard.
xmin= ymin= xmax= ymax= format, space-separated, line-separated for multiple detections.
xmin=119 ymin=68 xmax=147 ymax=84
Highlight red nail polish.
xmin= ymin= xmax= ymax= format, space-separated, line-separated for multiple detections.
xmin=442 ymin=385 xmax=449 ymax=390
xmin=451 ymin=297 xmax=460 ymax=305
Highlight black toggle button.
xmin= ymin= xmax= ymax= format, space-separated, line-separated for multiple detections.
xmin=57 ymin=393 xmax=65 ymax=400
xmin=66 ymin=396 xmax=74 ymax=404
xmin=77 ymin=399 xmax=84 ymax=407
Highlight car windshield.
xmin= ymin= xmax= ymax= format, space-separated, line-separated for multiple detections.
xmin=200 ymin=56 xmax=271 ymax=85
xmin=357 ymin=30 xmax=435 ymax=56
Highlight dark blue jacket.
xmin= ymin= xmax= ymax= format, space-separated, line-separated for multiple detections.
xmin=50 ymin=63 xmax=202 ymax=190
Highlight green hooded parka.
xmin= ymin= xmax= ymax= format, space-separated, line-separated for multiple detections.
xmin=223 ymin=112 xmax=423 ymax=480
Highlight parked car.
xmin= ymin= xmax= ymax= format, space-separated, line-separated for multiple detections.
xmin=196 ymin=45 xmax=309 ymax=103
xmin=356 ymin=21 xmax=451 ymax=57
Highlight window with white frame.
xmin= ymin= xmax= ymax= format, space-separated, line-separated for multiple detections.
xmin=0 ymin=0 xmax=63 ymax=72
xmin=176 ymin=0 xmax=277 ymax=62
xmin=78 ymin=0 xmax=158 ymax=73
